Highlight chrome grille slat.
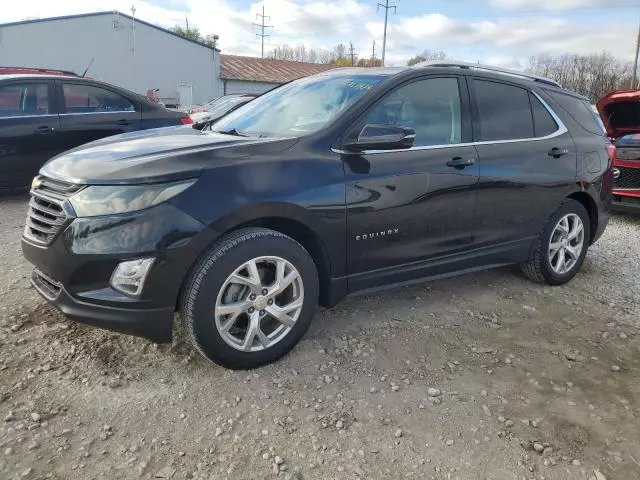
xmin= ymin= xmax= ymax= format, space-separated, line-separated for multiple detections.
xmin=26 ymin=218 xmax=58 ymax=233
xmin=24 ymin=176 xmax=80 ymax=245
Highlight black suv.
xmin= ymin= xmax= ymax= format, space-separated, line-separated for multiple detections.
xmin=22 ymin=62 xmax=613 ymax=369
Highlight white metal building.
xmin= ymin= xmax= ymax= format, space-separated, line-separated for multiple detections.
xmin=0 ymin=11 xmax=221 ymax=106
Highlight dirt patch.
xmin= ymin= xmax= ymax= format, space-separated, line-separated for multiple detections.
xmin=1 ymin=196 xmax=639 ymax=480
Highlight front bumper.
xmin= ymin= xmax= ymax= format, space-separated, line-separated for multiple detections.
xmin=22 ymin=202 xmax=216 ymax=343
xmin=612 ymin=192 xmax=640 ymax=213
xmin=30 ymin=269 xmax=174 ymax=342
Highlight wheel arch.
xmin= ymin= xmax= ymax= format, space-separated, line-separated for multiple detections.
xmin=178 ymin=202 xmax=338 ymax=311
xmin=566 ymin=190 xmax=598 ymax=244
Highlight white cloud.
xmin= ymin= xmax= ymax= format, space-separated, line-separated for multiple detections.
xmin=2 ymin=0 xmax=638 ymax=69
xmin=367 ymin=13 xmax=637 ymax=64
xmin=490 ymin=0 xmax=637 ymax=11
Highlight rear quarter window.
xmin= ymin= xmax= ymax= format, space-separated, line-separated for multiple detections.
xmin=545 ymin=90 xmax=604 ymax=136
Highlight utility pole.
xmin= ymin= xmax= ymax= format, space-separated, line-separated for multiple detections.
xmin=348 ymin=42 xmax=357 ymax=66
xmin=633 ymin=17 xmax=640 ymax=89
xmin=372 ymin=40 xmax=376 ymax=61
xmin=377 ymin=0 xmax=396 ymax=66
xmin=253 ymin=5 xmax=273 ymax=59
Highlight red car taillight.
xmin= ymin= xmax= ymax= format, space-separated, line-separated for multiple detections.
xmin=179 ymin=117 xmax=193 ymax=125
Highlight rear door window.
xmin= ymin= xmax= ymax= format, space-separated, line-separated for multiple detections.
xmin=63 ymin=84 xmax=135 ymax=113
xmin=474 ymin=79 xmax=534 ymax=141
xmin=0 ymin=84 xmax=49 ymax=117
xmin=529 ymin=93 xmax=559 ymax=137
xmin=545 ymin=90 xmax=604 ymax=135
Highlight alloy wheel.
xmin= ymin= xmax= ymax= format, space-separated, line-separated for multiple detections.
xmin=548 ymin=213 xmax=585 ymax=275
xmin=214 ymin=256 xmax=304 ymax=352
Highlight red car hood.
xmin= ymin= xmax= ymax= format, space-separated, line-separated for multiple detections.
xmin=596 ymin=90 xmax=640 ymax=139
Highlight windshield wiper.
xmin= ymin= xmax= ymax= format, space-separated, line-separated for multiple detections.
xmin=214 ymin=128 xmax=249 ymax=137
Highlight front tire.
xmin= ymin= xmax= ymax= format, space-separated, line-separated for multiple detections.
xmin=181 ymin=228 xmax=319 ymax=369
xmin=521 ymin=199 xmax=590 ymax=285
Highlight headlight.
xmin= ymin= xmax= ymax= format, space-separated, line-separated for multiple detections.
xmin=68 ymin=179 xmax=196 ymax=217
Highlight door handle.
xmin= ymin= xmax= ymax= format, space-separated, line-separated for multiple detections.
xmin=446 ymin=157 xmax=476 ymax=169
xmin=548 ymin=147 xmax=569 ymax=158
xmin=35 ymin=126 xmax=53 ymax=135
xmin=117 ymin=119 xmax=132 ymax=126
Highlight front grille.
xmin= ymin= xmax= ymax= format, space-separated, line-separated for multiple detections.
xmin=615 ymin=167 xmax=640 ymax=190
xmin=23 ymin=176 xmax=83 ymax=245
xmin=31 ymin=269 xmax=62 ymax=300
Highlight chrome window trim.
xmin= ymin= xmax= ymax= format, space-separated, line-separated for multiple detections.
xmin=0 ymin=113 xmax=58 ymax=120
xmin=332 ymin=90 xmax=568 ymax=155
xmin=59 ymin=110 xmax=136 ymax=116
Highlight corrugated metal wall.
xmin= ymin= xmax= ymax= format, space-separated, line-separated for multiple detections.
xmin=224 ymin=80 xmax=279 ymax=95
xmin=0 ymin=13 xmax=221 ymax=105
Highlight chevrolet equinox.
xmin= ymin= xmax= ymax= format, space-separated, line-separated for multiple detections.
xmin=22 ymin=62 xmax=614 ymax=369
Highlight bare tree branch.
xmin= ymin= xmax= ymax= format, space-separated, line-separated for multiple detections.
xmin=526 ymin=51 xmax=633 ymax=103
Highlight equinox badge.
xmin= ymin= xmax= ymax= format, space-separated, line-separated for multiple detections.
xmin=356 ymin=228 xmax=399 ymax=241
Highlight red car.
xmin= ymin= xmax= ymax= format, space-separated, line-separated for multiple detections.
xmin=596 ymin=90 xmax=640 ymax=213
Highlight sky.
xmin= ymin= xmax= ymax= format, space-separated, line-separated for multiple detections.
xmin=3 ymin=0 xmax=640 ymax=68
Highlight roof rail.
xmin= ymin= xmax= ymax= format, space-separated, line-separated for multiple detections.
xmin=411 ymin=60 xmax=561 ymax=88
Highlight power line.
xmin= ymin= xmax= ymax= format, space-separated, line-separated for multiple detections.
xmin=348 ymin=42 xmax=358 ymax=66
xmin=377 ymin=0 xmax=397 ymax=66
xmin=253 ymin=5 xmax=273 ymax=59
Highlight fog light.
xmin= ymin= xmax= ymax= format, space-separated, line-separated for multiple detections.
xmin=110 ymin=258 xmax=155 ymax=296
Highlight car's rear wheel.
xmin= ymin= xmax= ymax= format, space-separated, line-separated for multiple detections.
xmin=521 ymin=199 xmax=590 ymax=285
xmin=181 ymin=228 xmax=318 ymax=369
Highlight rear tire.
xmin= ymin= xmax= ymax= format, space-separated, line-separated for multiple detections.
xmin=520 ymin=199 xmax=590 ymax=285
xmin=181 ymin=228 xmax=319 ymax=369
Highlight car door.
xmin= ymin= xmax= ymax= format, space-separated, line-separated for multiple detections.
xmin=57 ymin=81 xmax=142 ymax=151
xmin=343 ymin=76 xmax=480 ymax=291
xmin=470 ymin=78 xmax=578 ymax=249
xmin=0 ymin=80 xmax=61 ymax=188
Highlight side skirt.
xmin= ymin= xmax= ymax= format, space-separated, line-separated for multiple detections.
xmin=347 ymin=238 xmax=534 ymax=294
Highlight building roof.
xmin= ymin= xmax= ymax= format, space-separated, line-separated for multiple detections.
xmin=0 ymin=11 xmax=220 ymax=52
xmin=220 ymin=55 xmax=337 ymax=84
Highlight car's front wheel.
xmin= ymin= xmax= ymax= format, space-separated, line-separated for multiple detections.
xmin=181 ymin=228 xmax=319 ymax=369
xmin=521 ymin=199 xmax=590 ymax=285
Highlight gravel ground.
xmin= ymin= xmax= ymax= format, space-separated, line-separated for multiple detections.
xmin=1 ymin=193 xmax=639 ymax=480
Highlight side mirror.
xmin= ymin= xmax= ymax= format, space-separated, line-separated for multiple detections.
xmin=344 ymin=124 xmax=415 ymax=152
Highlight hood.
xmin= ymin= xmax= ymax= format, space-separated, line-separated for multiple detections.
xmin=190 ymin=111 xmax=211 ymax=122
xmin=596 ymin=90 xmax=640 ymax=139
xmin=40 ymin=125 xmax=297 ymax=185
xmin=190 ymin=111 xmax=221 ymax=124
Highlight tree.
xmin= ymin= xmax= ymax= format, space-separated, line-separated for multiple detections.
xmin=407 ymin=50 xmax=448 ymax=66
xmin=266 ymin=42 xmax=383 ymax=67
xmin=526 ymin=52 xmax=633 ymax=103
xmin=171 ymin=25 xmax=218 ymax=48
xmin=357 ymin=58 xmax=383 ymax=67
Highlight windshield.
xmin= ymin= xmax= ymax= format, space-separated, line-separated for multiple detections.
xmin=211 ymin=74 xmax=388 ymax=137
xmin=207 ymin=96 xmax=251 ymax=116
